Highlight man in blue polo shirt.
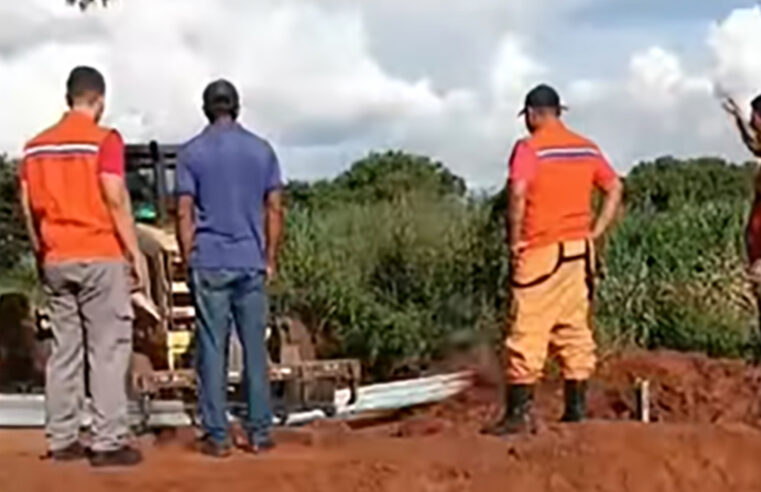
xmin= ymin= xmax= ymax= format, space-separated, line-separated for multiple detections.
xmin=176 ymin=79 xmax=284 ymax=457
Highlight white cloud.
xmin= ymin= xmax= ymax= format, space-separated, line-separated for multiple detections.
xmin=557 ymin=45 xmax=722 ymax=168
xmin=1 ymin=1 xmax=761 ymax=188
xmin=710 ymin=6 xmax=761 ymax=109
xmin=627 ymin=47 xmax=710 ymax=110
xmin=1 ymin=0 xmax=480 ymax=181
xmin=491 ymin=35 xmax=545 ymax=109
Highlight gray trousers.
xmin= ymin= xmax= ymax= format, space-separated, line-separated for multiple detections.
xmin=43 ymin=261 xmax=133 ymax=452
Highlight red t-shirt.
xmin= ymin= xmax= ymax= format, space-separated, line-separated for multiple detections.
xmin=508 ymin=140 xmax=540 ymax=182
xmin=98 ymin=131 xmax=125 ymax=176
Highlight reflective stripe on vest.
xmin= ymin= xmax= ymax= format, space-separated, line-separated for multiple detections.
xmin=23 ymin=113 xmax=123 ymax=263
xmin=24 ymin=143 xmax=100 ymax=158
xmin=519 ymin=122 xmax=601 ymax=248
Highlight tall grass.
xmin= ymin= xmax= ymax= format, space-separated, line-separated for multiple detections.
xmin=275 ymin=159 xmax=761 ymax=378
xmin=275 ymin=191 xmax=507 ymax=378
xmin=2 ymin=153 xmax=758 ymax=379
xmin=597 ymin=199 xmax=756 ymax=357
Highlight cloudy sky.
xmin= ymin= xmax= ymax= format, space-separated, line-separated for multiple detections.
xmin=2 ymin=0 xmax=761 ymax=188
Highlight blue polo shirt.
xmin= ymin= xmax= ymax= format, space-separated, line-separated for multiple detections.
xmin=176 ymin=121 xmax=282 ymax=271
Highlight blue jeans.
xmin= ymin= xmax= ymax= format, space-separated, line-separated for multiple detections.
xmin=190 ymin=269 xmax=272 ymax=445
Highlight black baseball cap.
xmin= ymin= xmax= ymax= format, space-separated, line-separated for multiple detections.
xmin=519 ymin=84 xmax=567 ymax=115
xmin=202 ymin=79 xmax=240 ymax=113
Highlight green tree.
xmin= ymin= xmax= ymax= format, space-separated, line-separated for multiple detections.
xmin=335 ymin=151 xmax=466 ymax=200
xmin=625 ymin=156 xmax=755 ymax=213
xmin=0 ymin=157 xmax=30 ymax=272
xmin=286 ymin=150 xmax=466 ymax=210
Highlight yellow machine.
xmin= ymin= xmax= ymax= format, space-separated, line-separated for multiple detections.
xmin=126 ymin=143 xmax=359 ymax=421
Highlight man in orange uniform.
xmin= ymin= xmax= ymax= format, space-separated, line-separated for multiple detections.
xmin=19 ymin=66 xmax=143 ymax=467
xmin=485 ymin=84 xmax=622 ymax=435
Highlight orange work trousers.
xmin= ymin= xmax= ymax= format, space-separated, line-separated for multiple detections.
xmin=506 ymin=239 xmax=596 ymax=384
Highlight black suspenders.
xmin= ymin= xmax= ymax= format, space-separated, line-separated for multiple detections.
xmin=511 ymin=241 xmax=595 ymax=300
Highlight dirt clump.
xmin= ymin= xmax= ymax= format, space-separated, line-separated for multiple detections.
xmin=591 ymin=350 xmax=761 ymax=424
xmin=434 ymin=349 xmax=761 ymax=429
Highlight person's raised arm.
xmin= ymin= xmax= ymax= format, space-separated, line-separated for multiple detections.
xmin=723 ymin=98 xmax=761 ymax=157
xmin=734 ymin=115 xmax=761 ymax=157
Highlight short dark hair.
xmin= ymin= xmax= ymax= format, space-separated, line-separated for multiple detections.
xmin=202 ymin=79 xmax=240 ymax=122
xmin=66 ymin=66 xmax=105 ymax=106
xmin=752 ymin=94 xmax=761 ymax=115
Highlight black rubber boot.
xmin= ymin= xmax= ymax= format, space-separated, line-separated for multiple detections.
xmin=88 ymin=446 xmax=143 ymax=468
xmin=47 ymin=442 xmax=89 ymax=462
xmin=560 ymin=380 xmax=587 ymax=423
xmin=481 ymin=384 xmax=534 ymax=436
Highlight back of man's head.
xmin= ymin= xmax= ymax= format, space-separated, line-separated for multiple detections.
xmin=203 ymin=79 xmax=240 ymax=123
xmin=752 ymin=94 xmax=761 ymax=116
xmin=520 ymin=84 xmax=565 ymax=132
xmin=66 ymin=66 xmax=106 ymax=107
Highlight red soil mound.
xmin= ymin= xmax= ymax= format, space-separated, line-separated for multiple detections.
xmin=2 ymin=351 xmax=761 ymax=491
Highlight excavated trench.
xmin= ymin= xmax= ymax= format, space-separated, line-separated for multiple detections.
xmin=3 ymin=350 xmax=761 ymax=491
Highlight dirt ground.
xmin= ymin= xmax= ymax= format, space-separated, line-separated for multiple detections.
xmin=3 ymin=350 xmax=761 ymax=492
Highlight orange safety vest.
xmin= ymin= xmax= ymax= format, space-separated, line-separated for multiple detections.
xmin=22 ymin=112 xmax=123 ymax=264
xmin=522 ymin=120 xmax=609 ymax=249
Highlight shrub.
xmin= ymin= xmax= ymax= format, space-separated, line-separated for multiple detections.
xmin=3 ymin=148 xmax=760 ymax=379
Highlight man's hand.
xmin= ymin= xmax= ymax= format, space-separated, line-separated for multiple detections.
xmin=590 ymin=226 xmax=605 ymax=241
xmin=266 ymin=261 xmax=277 ymax=285
xmin=265 ymin=190 xmax=284 ymax=286
xmin=20 ymin=180 xmax=42 ymax=276
xmin=34 ymin=253 xmax=45 ymax=282
xmin=591 ymin=178 xmax=623 ymax=241
xmin=508 ymin=180 xmax=528 ymax=260
xmin=510 ymin=240 xmax=529 ymax=256
xmin=721 ymin=97 xmax=761 ymax=157
xmin=100 ymin=174 xmax=144 ymax=293
xmin=722 ymin=97 xmax=742 ymax=120
xmin=177 ymin=195 xmax=195 ymax=274
xmin=128 ymin=251 xmax=147 ymax=293
xmin=749 ymin=259 xmax=761 ymax=284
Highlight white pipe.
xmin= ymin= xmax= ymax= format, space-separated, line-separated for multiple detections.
xmin=358 ymin=372 xmax=472 ymax=392
xmin=0 ymin=371 xmax=473 ymax=428
xmin=335 ymin=371 xmax=471 ymax=405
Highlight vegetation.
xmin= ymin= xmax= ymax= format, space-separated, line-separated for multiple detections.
xmin=66 ymin=0 xmax=108 ymax=10
xmin=1 ymin=150 xmax=759 ymax=378
xmin=275 ymin=152 xmax=761 ymax=377
xmin=0 ymin=157 xmax=35 ymax=297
